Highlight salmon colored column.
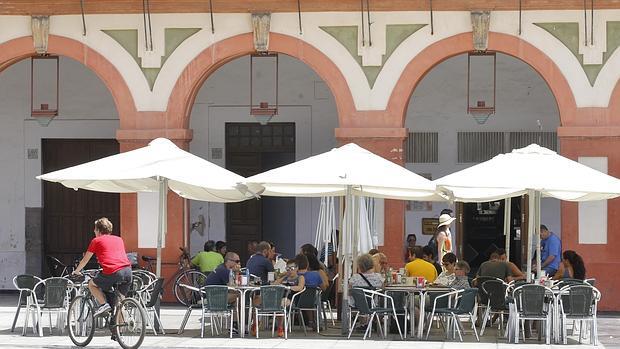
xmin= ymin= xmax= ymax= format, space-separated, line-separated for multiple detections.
xmin=558 ymin=133 xmax=620 ymax=311
xmin=335 ymin=127 xmax=408 ymax=267
xmin=117 ymin=127 xmax=192 ymax=302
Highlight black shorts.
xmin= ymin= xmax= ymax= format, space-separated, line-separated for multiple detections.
xmin=92 ymin=267 xmax=132 ymax=295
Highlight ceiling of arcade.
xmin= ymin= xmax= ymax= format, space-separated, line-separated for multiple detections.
xmin=2 ymin=0 xmax=620 ymax=15
xmin=1 ymin=6 xmax=620 ymax=115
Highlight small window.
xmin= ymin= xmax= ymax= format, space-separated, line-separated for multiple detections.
xmin=405 ymin=132 xmax=438 ymax=163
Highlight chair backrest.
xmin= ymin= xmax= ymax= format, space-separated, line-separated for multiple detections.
xmin=321 ymin=278 xmax=336 ymax=302
xmin=584 ymin=278 xmax=596 ymax=286
xmin=455 ymin=288 xmax=478 ymax=313
xmin=513 ymin=284 xmax=548 ymax=316
xmin=385 ymin=290 xmax=408 ymax=311
xmin=426 ymin=289 xmax=452 ymax=310
xmin=14 ymin=274 xmax=42 ymax=305
xmin=202 ymin=285 xmax=230 ymax=312
xmin=144 ymin=278 xmax=165 ymax=308
xmin=556 ymin=278 xmax=585 ymax=289
xmin=482 ymin=280 xmax=508 ymax=310
xmin=473 ymin=276 xmax=500 ymax=304
xmin=260 ymin=285 xmax=288 ymax=312
xmin=46 ymin=255 xmax=68 ymax=277
xmin=562 ymin=285 xmax=595 ymax=317
xmin=39 ymin=277 xmax=70 ymax=309
xmin=350 ymin=288 xmax=373 ymax=315
xmin=295 ymin=287 xmax=321 ymax=309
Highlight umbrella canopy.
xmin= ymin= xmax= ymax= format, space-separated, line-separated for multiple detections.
xmin=434 ymin=144 xmax=620 ymax=202
xmin=37 ymin=138 xmax=259 ymax=202
xmin=246 ymin=143 xmax=445 ymax=201
xmin=37 ymin=138 xmax=257 ymax=276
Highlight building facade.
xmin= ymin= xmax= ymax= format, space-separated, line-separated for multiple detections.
xmin=0 ymin=1 xmax=619 ymax=309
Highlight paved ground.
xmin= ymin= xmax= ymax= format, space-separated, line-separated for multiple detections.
xmin=0 ymin=294 xmax=617 ymax=348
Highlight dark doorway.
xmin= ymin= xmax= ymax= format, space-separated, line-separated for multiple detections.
xmin=225 ymin=123 xmax=295 ymax=263
xmin=42 ymin=139 xmax=120 ymax=274
xmin=457 ymin=197 xmax=525 ymax=274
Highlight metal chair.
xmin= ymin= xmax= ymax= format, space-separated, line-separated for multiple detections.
xmin=139 ymin=277 xmax=165 ymax=335
xmin=30 ymin=277 xmax=73 ymax=336
xmin=347 ymin=288 xmax=403 ymax=340
xmin=289 ymin=286 xmax=322 ymax=334
xmin=472 ymin=276 xmax=502 ymax=323
xmin=11 ymin=274 xmax=42 ymax=334
xmin=510 ymin=284 xmax=554 ymax=344
xmin=201 ymin=285 xmax=240 ymax=338
xmin=559 ymin=284 xmax=601 ymax=345
xmin=254 ymin=285 xmax=289 ymax=339
xmin=321 ymin=273 xmax=338 ymax=326
xmin=385 ymin=290 xmax=409 ymax=337
xmin=480 ymin=279 xmax=510 ymax=335
xmin=425 ymin=288 xmax=479 ymax=341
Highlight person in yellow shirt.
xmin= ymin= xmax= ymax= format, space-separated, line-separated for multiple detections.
xmin=191 ymin=240 xmax=224 ymax=273
xmin=405 ymin=246 xmax=438 ymax=283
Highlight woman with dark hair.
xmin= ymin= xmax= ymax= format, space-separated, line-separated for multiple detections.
xmin=554 ymin=250 xmax=586 ymax=280
xmin=433 ymin=252 xmax=457 ymax=286
xmin=303 ymin=253 xmax=329 ymax=290
xmin=215 ymin=241 xmax=227 ymax=256
xmin=300 ymin=243 xmax=318 ymax=257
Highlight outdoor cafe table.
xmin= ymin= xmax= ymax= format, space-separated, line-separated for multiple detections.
xmin=384 ymin=285 xmax=452 ymax=339
xmin=233 ymin=285 xmax=259 ymax=338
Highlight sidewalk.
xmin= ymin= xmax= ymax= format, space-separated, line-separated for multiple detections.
xmin=0 ymin=294 xmax=617 ymax=348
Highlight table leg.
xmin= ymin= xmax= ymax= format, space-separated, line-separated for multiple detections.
xmin=418 ymin=290 xmax=425 ymax=339
xmin=240 ymin=290 xmax=247 ymax=338
xmin=409 ymin=292 xmax=415 ymax=338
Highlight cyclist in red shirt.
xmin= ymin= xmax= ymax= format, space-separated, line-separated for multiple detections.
xmin=72 ymin=217 xmax=132 ymax=317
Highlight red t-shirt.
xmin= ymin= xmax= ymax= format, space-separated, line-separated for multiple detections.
xmin=87 ymin=234 xmax=130 ymax=275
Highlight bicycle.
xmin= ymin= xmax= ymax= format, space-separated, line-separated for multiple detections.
xmin=141 ymin=247 xmax=207 ymax=306
xmin=67 ymin=270 xmax=147 ymax=349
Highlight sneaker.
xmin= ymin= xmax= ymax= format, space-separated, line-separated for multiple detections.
xmin=277 ymin=326 xmax=285 ymax=338
xmin=94 ymin=303 xmax=111 ymax=317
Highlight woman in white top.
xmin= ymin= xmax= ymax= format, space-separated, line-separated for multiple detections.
xmin=436 ymin=214 xmax=455 ymax=262
xmin=433 ymin=252 xmax=457 ymax=286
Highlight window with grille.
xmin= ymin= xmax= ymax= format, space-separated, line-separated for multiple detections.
xmin=509 ymin=131 xmax=557 ymax=152
xmin=405 ymin=132 xmax=438 ymax=163
xmin=457 ymin=132 xmax=505 ymax=163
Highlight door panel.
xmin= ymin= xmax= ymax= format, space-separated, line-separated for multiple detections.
xmin=42 ymin=139 xmax=120 ymax=272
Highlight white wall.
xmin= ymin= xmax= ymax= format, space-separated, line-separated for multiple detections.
xmin=0 ymin=57 xmax=118 ymax=287
xmin=405 ymin=53 xmax=562 ymax=246
xmin=188 ymin=54 xmax=339 ymax=257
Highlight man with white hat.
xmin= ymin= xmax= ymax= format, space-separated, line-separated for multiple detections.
xmin=436 ymin=213 xmax=456 ymax=262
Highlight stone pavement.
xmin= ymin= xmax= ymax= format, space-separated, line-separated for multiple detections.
xmin=0 ymin=294 xmax=617 ymax=349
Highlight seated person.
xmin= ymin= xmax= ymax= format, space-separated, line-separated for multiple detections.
xmin=191 ymin=240 xmax=224 ymax=273
xmin=246 ymin=241 xmax=274 ymax=284
xmin=476 ymin=251 xmax=513 ymax=283
xmin=451 ymin=261 xmax=471 ymax=289
xmin=372 ymin=252 xmax=389 ymax=274
xmin=422 ymin=245 xmax=443 ymax=275
xmin=432 ymin=252 xmax=457 ymax=286
xmin=349 ymin=253 xmax=384 ymax=306
xmin=553 ymin=250 xmax=586 ymax=280
xmin=215 ymin=241 xmax=227 ymax=257
xmin=272 ymin=255 xmax=306 ymax=337
xmin=405 ymin=246 xmax=438 ymax=283
xmin=303 ymin=253 xmax=329 ymax=290
xmin=204 ymin=252 xmax=241 ymax=304
xmin=497 ymin=248 xmax=526 ymax=282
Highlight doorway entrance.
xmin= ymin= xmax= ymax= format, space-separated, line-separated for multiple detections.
xmin=225 ymin=123 xmax=295 ymax=263
xmin=41 ymin=139 xmax=120 ymax=274
xmin=456 ymin=197 xmax=527 ymax=273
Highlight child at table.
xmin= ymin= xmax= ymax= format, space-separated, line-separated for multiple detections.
xmin=271 ymin=255 xmax=306 ymax=337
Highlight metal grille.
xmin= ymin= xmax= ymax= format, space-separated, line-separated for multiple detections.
xmin=458 ymin=132 xmax=504 ymax=163
xmin=509 ymin=131 xmax=558 ymax=152
xmin=405 ymin=132 xmax=438 ymax=163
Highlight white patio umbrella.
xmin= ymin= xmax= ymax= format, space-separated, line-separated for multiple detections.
xmin=37 ymin=138 xmax=259 ymax=276
xmin=245 ymin=142 xmax=446 ymax=332
xmin=434 ymin=143 xmax=620 ymax=279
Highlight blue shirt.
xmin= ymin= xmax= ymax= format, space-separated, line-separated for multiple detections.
xmin=299 ymin=271 xmax=322 ymax=288
xmin=206 ymin=264 xmax=230 ymax=286
xmin=246 ymin=253 xmax=274 ymax=284
xmin=541 ymin=232 xmax=562 ymax=273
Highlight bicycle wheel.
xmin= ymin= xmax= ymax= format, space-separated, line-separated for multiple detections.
xmin=173 ymin=270 xmax=207 ymax=306
xmin=67 ymin=295 xmax=95 ymax=347
xmin=114 ymin=297 xmax=146 ymax=349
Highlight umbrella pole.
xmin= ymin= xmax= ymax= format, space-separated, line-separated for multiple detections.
xmin=156 ymin=178 xmax=168 ymax=278
xmin=526 ymin=190 xmax=535 ymax=282
xmin=535 ymin=192 xmax=542 ymax=279
xmin=341 ymin=186 xmax=353 ymax=335
xmin=504 ymin=198 xmax=511 ymax=261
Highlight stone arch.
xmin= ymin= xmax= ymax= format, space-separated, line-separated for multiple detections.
xmin=388 ymin=32 xmax=577 ymax=127
xmin=166 ymin=32 xmax=356 ymax=129
xmin=0 ymin=35 xmax=137 ymax=126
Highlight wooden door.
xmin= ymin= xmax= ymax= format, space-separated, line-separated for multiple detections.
xmin=225 ymin=123 xmax=295 ymax=263
xmin=42 ymin=139 xmax=120 ymax=273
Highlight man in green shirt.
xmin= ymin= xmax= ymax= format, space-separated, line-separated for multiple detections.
xmin=191 ymin=240 xmax=224 ymax=273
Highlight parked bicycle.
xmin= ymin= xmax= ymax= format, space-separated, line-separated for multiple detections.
xmin=141 ymin=247 xmax=207 ymax=306
xmin=67 ymin=270 xmax=146 ymax=349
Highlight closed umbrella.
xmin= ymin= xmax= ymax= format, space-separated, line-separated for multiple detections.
xmin=37 ymin=138 xmax=258 ymax=276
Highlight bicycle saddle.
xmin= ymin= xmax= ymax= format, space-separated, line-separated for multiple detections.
xmin=141 ymin=255 xmax=156 ymax=262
